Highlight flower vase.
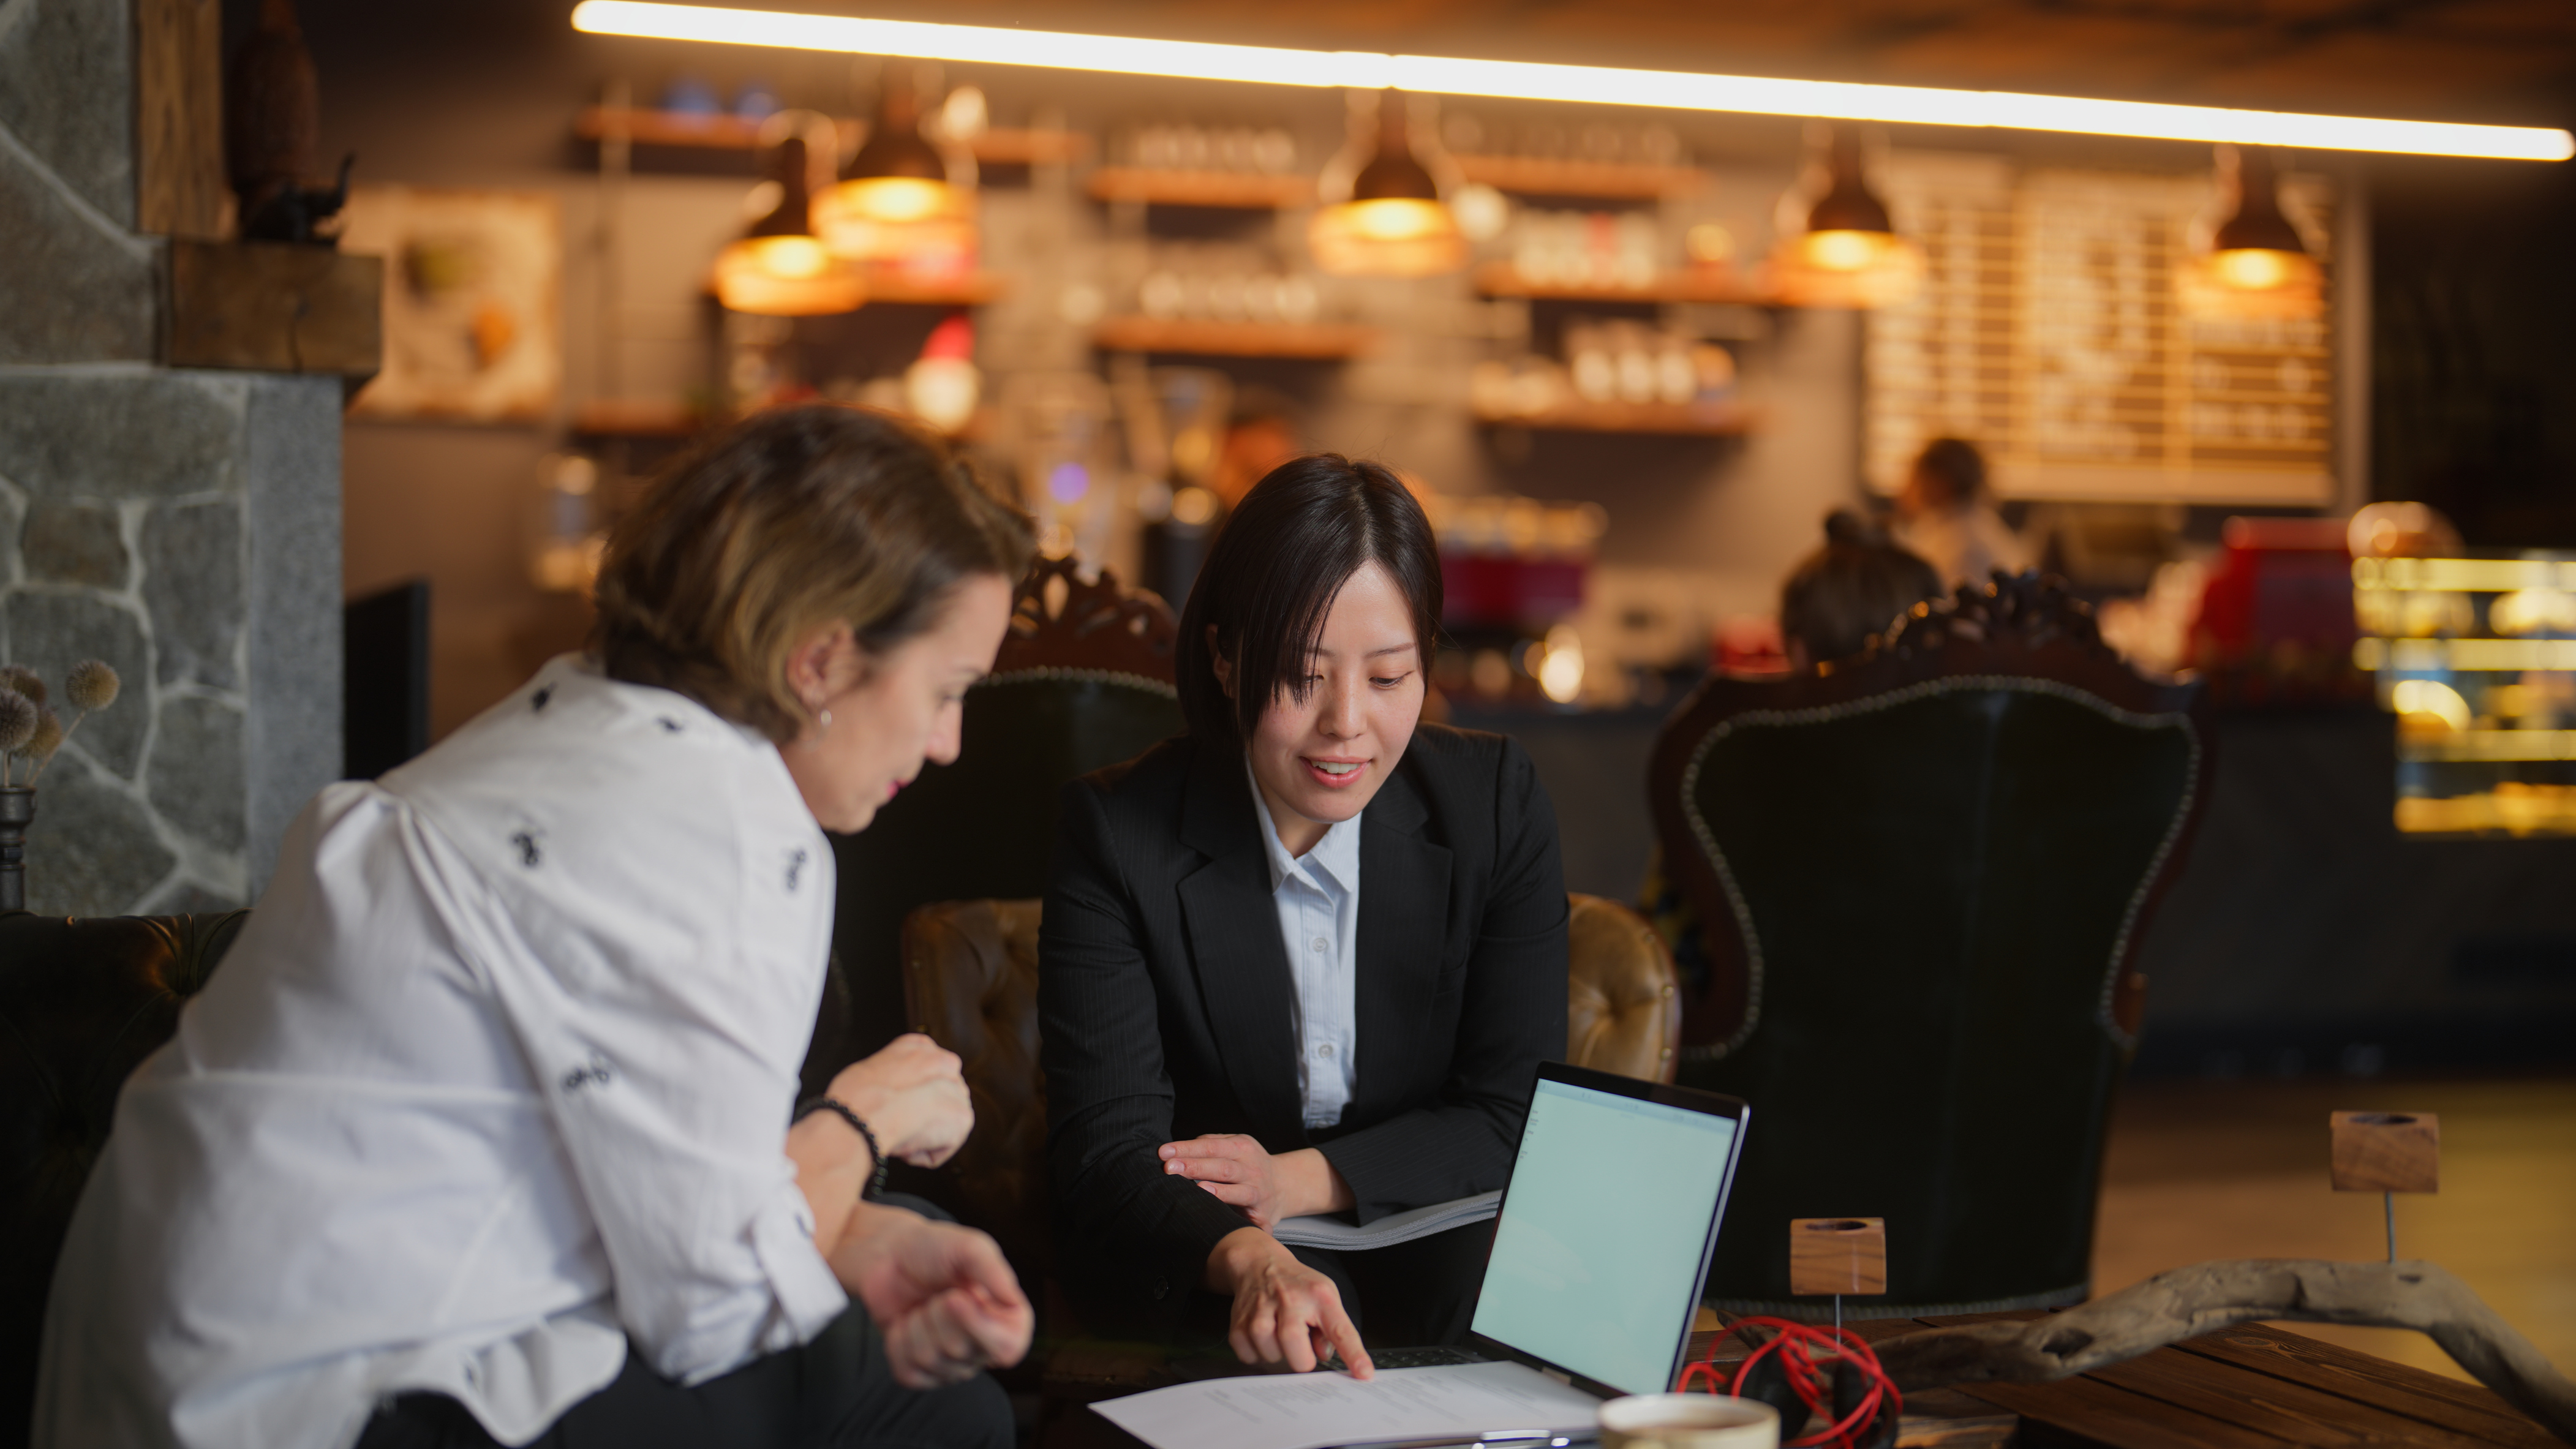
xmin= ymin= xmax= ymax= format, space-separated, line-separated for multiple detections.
xmin=0 ymin=786 xmax=30 ymax=913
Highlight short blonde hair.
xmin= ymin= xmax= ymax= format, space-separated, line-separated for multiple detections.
xmin=592 ymin=405 xmax=1034 ymax=743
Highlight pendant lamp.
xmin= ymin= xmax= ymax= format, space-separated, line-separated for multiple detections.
xmin=714 ymin=123 xmax=865 ymax=315
xmin=2182 ymin=145 xmax=2323 ymax=321
xmin=815 ymin=69 xmax=976 ymax=275
xmin=1309 ymin=90 xmax=1467 ymax=279
xmin=1771 ymin=126 xmax=1920 ymax=308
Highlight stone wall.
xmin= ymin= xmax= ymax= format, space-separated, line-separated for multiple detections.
xmin=0 ymin=0 xmax=342 ymax=915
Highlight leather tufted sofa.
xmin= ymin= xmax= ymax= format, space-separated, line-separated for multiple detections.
xmin=1 ymin=909 xmax=249 ymax=1449
xmin=896 ymin=892 xmax=1678 ymax=1288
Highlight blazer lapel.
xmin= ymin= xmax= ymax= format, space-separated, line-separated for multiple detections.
xmin=1175 ymin=739 xmax=1307 ymax=1147
xmin=1353 ymin=762 xmax=1453 ymax=1123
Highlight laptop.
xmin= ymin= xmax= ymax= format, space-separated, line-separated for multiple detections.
xmin=1094 ymin=1061 xmax=1750 ymax=1449
xmin=1387 ymin=1061 xmax=1751 ymax=1393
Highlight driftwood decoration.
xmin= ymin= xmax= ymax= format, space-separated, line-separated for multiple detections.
xmin=1870 ymin=1259 xmax=2576 ymax=1444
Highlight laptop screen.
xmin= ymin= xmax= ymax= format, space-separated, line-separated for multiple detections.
xmin=1469 ymin=1069 xmax=1747 ymax=1397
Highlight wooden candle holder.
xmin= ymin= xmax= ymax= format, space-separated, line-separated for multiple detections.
xmin=1790 ymin=1217 xmax=1887 ymax=1296
xmin=2330 ymin=1112 xmax=2439 ymax=1194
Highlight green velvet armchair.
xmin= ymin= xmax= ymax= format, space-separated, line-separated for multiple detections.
xmin=1648 ymin=573 xmax=2209 ymax=1317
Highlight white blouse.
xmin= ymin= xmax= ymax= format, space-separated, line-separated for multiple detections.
xmin=1245 ymin=766 xmax=1361 ymax=1131
xmin=34 ymin=656 xmax=847 ymax=1449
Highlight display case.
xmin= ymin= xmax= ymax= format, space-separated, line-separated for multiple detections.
xmin=2353 ymin=555 xmax=2576 ymax=834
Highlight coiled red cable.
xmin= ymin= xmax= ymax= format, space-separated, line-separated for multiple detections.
xmin=1675 ymin=1315 xmax=1902 ymax=1449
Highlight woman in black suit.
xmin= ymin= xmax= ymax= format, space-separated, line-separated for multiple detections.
xmin=1039 ymin=456 xmax=1568 ymax=1377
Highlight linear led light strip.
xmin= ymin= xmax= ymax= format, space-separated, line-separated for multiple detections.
xmin=571 ymin=1 xmax=2573 ymax=162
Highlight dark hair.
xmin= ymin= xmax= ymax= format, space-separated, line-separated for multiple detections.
xmin=592 ymin=405 xmax=1034 ymax=743
xmin=1175 ymin=454 xmax=1442 ymax=743
xmin=1912 ymin=437 xmax=1988 ymax=510
xmin=1780 ymin=510 xmax=1943 ymax=667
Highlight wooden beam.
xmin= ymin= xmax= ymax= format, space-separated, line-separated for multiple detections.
xmin=167 ymin=239 xmax=382 ymax=377
xmin=135 ymin=0 xmax=228 ymax=239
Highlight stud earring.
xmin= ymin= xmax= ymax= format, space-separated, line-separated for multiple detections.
xmin=819 ymin=707 xmax=833 ymax=732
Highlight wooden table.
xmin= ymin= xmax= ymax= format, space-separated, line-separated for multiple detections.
xmin=1688 ymin=1310 xmax=2561 ymax=1449
xmin=1059 ymin=1309 xmax=2560 ymax=1448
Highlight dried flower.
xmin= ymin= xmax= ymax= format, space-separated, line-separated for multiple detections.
xmin=64 ymin=659 xmax=119 ymax=713
xmin=0 ymin=665 xmax=42 ymax=707
xmin=26 ymin=707 xmax=62 ymax=761
xmin=0 ymin=689 xmax=32 ymax=755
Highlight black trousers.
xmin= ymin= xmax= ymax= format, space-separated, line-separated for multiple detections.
xmin=357 ymin=1199 xmax=1011 ymax=1449
xmin=1175 ymin=1218 xmax=1497 ymax=1350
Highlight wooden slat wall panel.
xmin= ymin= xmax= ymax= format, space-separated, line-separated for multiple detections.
xmin=1864 ymin=151 xmax=2338 ymax=506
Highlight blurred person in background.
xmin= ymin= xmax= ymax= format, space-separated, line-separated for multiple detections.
xmin=1780 ymin=510 xmax=1946 ymax=670
xmin=1894 ymin=437 xmax=2028 ymax=590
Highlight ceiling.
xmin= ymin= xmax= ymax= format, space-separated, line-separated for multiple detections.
xmin=887 ymin=0 xmax=2576 ymax=126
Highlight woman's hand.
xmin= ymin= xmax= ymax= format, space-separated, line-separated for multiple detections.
xmin=1159 ymin=1137 xmax=1352 ymax=1230
xmin=829 ymin=1200 xmax=1034 ymax=1388
xmin=826 ymin=1034 xmax=974 ymax=1169
xmin=1208 ymin=1227 xmax=1374 ymax=1378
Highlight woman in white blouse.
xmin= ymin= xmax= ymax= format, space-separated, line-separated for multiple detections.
xmin=36 ymin=407 xmax=1037 ymax=1449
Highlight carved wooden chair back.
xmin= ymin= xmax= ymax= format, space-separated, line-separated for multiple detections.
xmin=818 ymin=557 xmax=1184 ymax=1096
xmin=1646 ymin=573 xmax=2210 ymax=1316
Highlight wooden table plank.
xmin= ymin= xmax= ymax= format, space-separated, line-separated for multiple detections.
xmin=2169 ymin=1325 xmax=2561 ymax=1449
xmin=1951 ymin=1370 xmax=2299 ymax=1449
xmin=2080 ymin=1346 xmax=2495 ymax=1447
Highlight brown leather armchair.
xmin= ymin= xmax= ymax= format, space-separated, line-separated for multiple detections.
xmin=0 ymin=909 xmax=248 ymax=1449
xmin=896 ymin=892 xmax=1678 ymax=1285
xmin=1646 ymin=574 xmax=2209 ymax=1318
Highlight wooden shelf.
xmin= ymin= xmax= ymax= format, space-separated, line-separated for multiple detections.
xmin=1474 ymin=398 xmax=1758 ymax=436
xmin=574 ymin=107 xmax=1090 ymax=165
xmin=1472 ymin=262 xmax=1776 ymax=306
xmin=167 ymin=239 xmax=382 ymax=377
xmin=1454 ymin=154 xmax=1712 ymax=200
xmin=1085 ymin=168 xmax=1314 ymax=208
xmin=574 ymin=399 xmax=703 ymax=438
xmin=1092 ymin=316 xmax=1377 ymax=359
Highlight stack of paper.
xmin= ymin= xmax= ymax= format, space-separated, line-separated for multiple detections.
xmin=1094 ymin=1360 xmax=1601 ymax=1449
xmin=1272 ymin=1191 xmax=1502 ymax=1251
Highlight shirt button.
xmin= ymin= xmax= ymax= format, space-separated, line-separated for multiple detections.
xmin=1318 ymin=1043 xmax=1336 ymax=1058
xmin=1311 ymin=936 xmax=1329 ymax=952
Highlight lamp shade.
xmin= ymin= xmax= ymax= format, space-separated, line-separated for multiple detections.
xmin=1310 ymin=90 xmax=1466 ymax=278
xmin=2183 ymin=145 xmax=2322 ymax=320
xmin=714 ymin=132 xmax=867 ymax=315
xmin=1771 ymin=126 xmax=1919 ymax=307
xmin=815 ymin=71 xmax=976 ymax=271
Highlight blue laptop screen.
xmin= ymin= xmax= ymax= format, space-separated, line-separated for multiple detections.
xmin=1470 ymin=1077 xmax=1741 ymax=1396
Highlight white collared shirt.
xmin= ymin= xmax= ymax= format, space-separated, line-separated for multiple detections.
xmin=34 ymin=656 xmax=845 ymax=1449
xmin=1245 ymin=763 xmax=1361 ymax=1130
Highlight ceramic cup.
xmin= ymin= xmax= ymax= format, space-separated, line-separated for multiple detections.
xmin=1597 ymin=1393 xmax=1780 ymax=1449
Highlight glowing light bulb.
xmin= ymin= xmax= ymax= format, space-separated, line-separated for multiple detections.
xmin=750 ymin=235 xmax=830 ymax=278
xmin=1801 ymin=230 xmax=1886 ymax=272
xmin=835 ymin=175 xmax=952 ymax=224
xmin=2214 ymin=247 xmax=2294 ymax=290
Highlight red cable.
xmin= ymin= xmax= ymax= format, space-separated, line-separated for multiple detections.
xmin=1674 ymin=1315 xmax=1904 ymax=1449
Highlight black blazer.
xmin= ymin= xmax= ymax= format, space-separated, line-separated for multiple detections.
xmin=1038 ymin=724 xmax=1569 ymax=1308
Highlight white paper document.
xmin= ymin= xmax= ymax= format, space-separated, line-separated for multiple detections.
xmin=1272 ymin=1191 xmax=1502 ymax=1251
xmin=1091 ymin=1360 xmax=1601 ymax=1449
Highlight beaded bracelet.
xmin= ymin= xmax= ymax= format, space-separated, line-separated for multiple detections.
xmin=795 ymin=1096 xmax=888 ymax=1202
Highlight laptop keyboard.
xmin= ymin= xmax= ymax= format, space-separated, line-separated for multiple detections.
xmin=1357 ymin=1346 xmax=1489 ymax=1370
